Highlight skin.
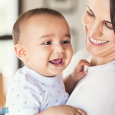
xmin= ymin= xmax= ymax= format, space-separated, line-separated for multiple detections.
xmin=64 ymin=60 xmax=90 ymax=94
xmin=82 ymin=0 xmax=115 ymax=66
xmin=15 ymin=15 xmax=73 ymax=77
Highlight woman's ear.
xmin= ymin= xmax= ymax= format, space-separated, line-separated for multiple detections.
xmin=14 ymin=44 xmax=27 ymax=61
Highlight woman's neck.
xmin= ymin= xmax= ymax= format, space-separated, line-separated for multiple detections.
xmin=91 ymin=56 xmax=115 ymax=66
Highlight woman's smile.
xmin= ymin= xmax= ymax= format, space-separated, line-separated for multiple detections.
xmin=88 ymin=37 xmax=109 ymax=46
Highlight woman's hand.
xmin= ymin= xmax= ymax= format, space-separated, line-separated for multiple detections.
xmin=35 ymin=105 xmax=86 ymax=115
xmin=55 ymin=105 xmax=87 ymax=115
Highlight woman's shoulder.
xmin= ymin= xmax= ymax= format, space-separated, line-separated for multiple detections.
xmin=94 ymin=60 xmax=115 ymax=75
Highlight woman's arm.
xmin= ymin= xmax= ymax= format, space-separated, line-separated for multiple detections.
xmin=36 ymin=106 xmax=56 ymax=115
xmin=36 ymin=105 xmax=86 ymax=115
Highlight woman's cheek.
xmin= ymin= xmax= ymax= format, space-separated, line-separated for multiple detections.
xmin=103 ymin=29 xmax=115 ymax=42
xmin=82 ymin=12 xmax=91 ymax=25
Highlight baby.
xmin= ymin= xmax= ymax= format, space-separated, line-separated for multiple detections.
xmin=6 ymin=8 xmax=89 ymax=115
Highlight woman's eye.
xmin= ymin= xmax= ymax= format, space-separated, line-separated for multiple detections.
xmin=62 ymin=40 xmax=70 ymax=44
xmin=105 ymin=23 xmax=113 ymax=30
xmin=43 ymin=41 xmax=52 ymax=45
xmin=87 ymin=11 xmax=95 ymax=17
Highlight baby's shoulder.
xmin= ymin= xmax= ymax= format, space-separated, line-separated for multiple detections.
xmin=7 ymin=68 xmax=44 ymax=99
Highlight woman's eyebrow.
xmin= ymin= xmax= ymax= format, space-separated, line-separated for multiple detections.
xmin=87 ymin=6 xmax=112 ymax=24
xmin=104 ymin=20 xmax=112 ymax=24
xmin=87 ymin=5 xmax=94 ymax=15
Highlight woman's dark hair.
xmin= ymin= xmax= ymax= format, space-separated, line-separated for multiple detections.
xmin=110 ymin=0 xmax=115 ymax=33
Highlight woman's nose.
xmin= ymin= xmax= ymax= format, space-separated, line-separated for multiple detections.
xmin=88 ymin=20 xmax=103 ymax=38
xmin=53 ymin=44 xmax=65 ymax=53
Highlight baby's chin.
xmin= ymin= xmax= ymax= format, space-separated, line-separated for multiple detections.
xmin=49 ymin=69 xmax=64 ymax=76
xmin=48 ymin=67 xmax=67 ymax=77
xmin=47 ymin=62 xmax=68 ymax=75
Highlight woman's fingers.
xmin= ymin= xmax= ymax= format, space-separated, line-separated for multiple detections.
xmin=76 ymin=112 xmax=82 ymax=115
xmin=76 ymin=108 xmax=87 ymax=115
xmin=76 ymin=113 xmax=82 ymax=115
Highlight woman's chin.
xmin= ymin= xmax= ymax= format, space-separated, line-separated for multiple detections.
xmin=86 ymin=46 xmax=99 ymax=56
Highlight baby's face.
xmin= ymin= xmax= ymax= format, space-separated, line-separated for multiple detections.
xmin=22 ymin=15 xmax=73 ymax=76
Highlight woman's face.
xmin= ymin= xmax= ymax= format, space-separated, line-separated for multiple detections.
xmin=82 ymin=0 xmax=115 ymax=58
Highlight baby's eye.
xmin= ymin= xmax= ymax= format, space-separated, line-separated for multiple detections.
xmin=43 ymin=41 xmax=52 ymax=45
xmin=62 ymin=40 xmax=70 ymax=44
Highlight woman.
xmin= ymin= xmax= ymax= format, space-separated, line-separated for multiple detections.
xmin=64 ymin=0 xmax=115 ymax=114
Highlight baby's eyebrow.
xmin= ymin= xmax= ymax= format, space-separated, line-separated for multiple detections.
xmin=39 ymin=34 xmax=54 ymax=39
xmin=65 ymin=34 xmax=71 ymax=38
xmin=39 ymin=34 xmax=71 ymax=39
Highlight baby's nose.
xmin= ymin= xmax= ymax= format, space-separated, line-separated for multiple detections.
xmin=53 ymin=45 xmax=65 ymax=53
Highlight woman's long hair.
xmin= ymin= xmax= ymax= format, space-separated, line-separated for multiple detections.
xmin=110 ymin=0 xmax=115 ymax=33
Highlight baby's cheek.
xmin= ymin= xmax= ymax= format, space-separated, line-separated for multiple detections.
xmin=67 ymin=48 xmax=73 ymax=62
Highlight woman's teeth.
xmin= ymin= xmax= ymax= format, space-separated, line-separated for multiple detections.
xmin=90 ymin=38 xmax=109 ymax=44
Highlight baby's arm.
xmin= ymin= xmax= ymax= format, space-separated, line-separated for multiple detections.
xmin=36 ymin=105 xmax=86 ymax=115
xmin=64 ymin=60 xmax=90 ymax=95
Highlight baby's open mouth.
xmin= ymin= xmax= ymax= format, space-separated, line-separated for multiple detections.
xmin=49 ymin=58 xmax=64 ymax=65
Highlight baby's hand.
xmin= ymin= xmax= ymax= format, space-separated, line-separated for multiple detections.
xmin=71 ymin=60 xmax=91 ymax=83
xmin=55 ymin=105 xmax=86 ymax=115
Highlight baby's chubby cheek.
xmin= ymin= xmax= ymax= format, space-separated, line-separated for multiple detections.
xmin=65 ymin=49 xmax=73 ymax=67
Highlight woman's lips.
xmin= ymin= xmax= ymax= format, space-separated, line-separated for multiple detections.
xmin=88 ymin=37 xmax=109 ymax=46
xmin=49 ymin=58 xmax=64 ymax=67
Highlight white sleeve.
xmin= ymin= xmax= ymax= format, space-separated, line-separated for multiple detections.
xmin=6 ymin=79 xmax=43 ymax=115
xmin=67 ymin=68 xmax=115 ymax=115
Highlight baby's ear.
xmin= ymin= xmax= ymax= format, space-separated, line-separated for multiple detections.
xmin=14 ymin=44 xmax=27 ymax=61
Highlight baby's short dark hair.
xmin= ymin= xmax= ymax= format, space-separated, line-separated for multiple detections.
xmin=12 ymin=8 xmax=64 ymax=45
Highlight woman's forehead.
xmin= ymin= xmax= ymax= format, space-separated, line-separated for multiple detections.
xmin=88 ymin=0 xmax=111 ymax=21
xmin=88 ymin=0 xmax=110 ymax=12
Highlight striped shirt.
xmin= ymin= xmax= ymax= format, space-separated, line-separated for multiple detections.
xmin=66 ymin=60 xmax=115 ymax=115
